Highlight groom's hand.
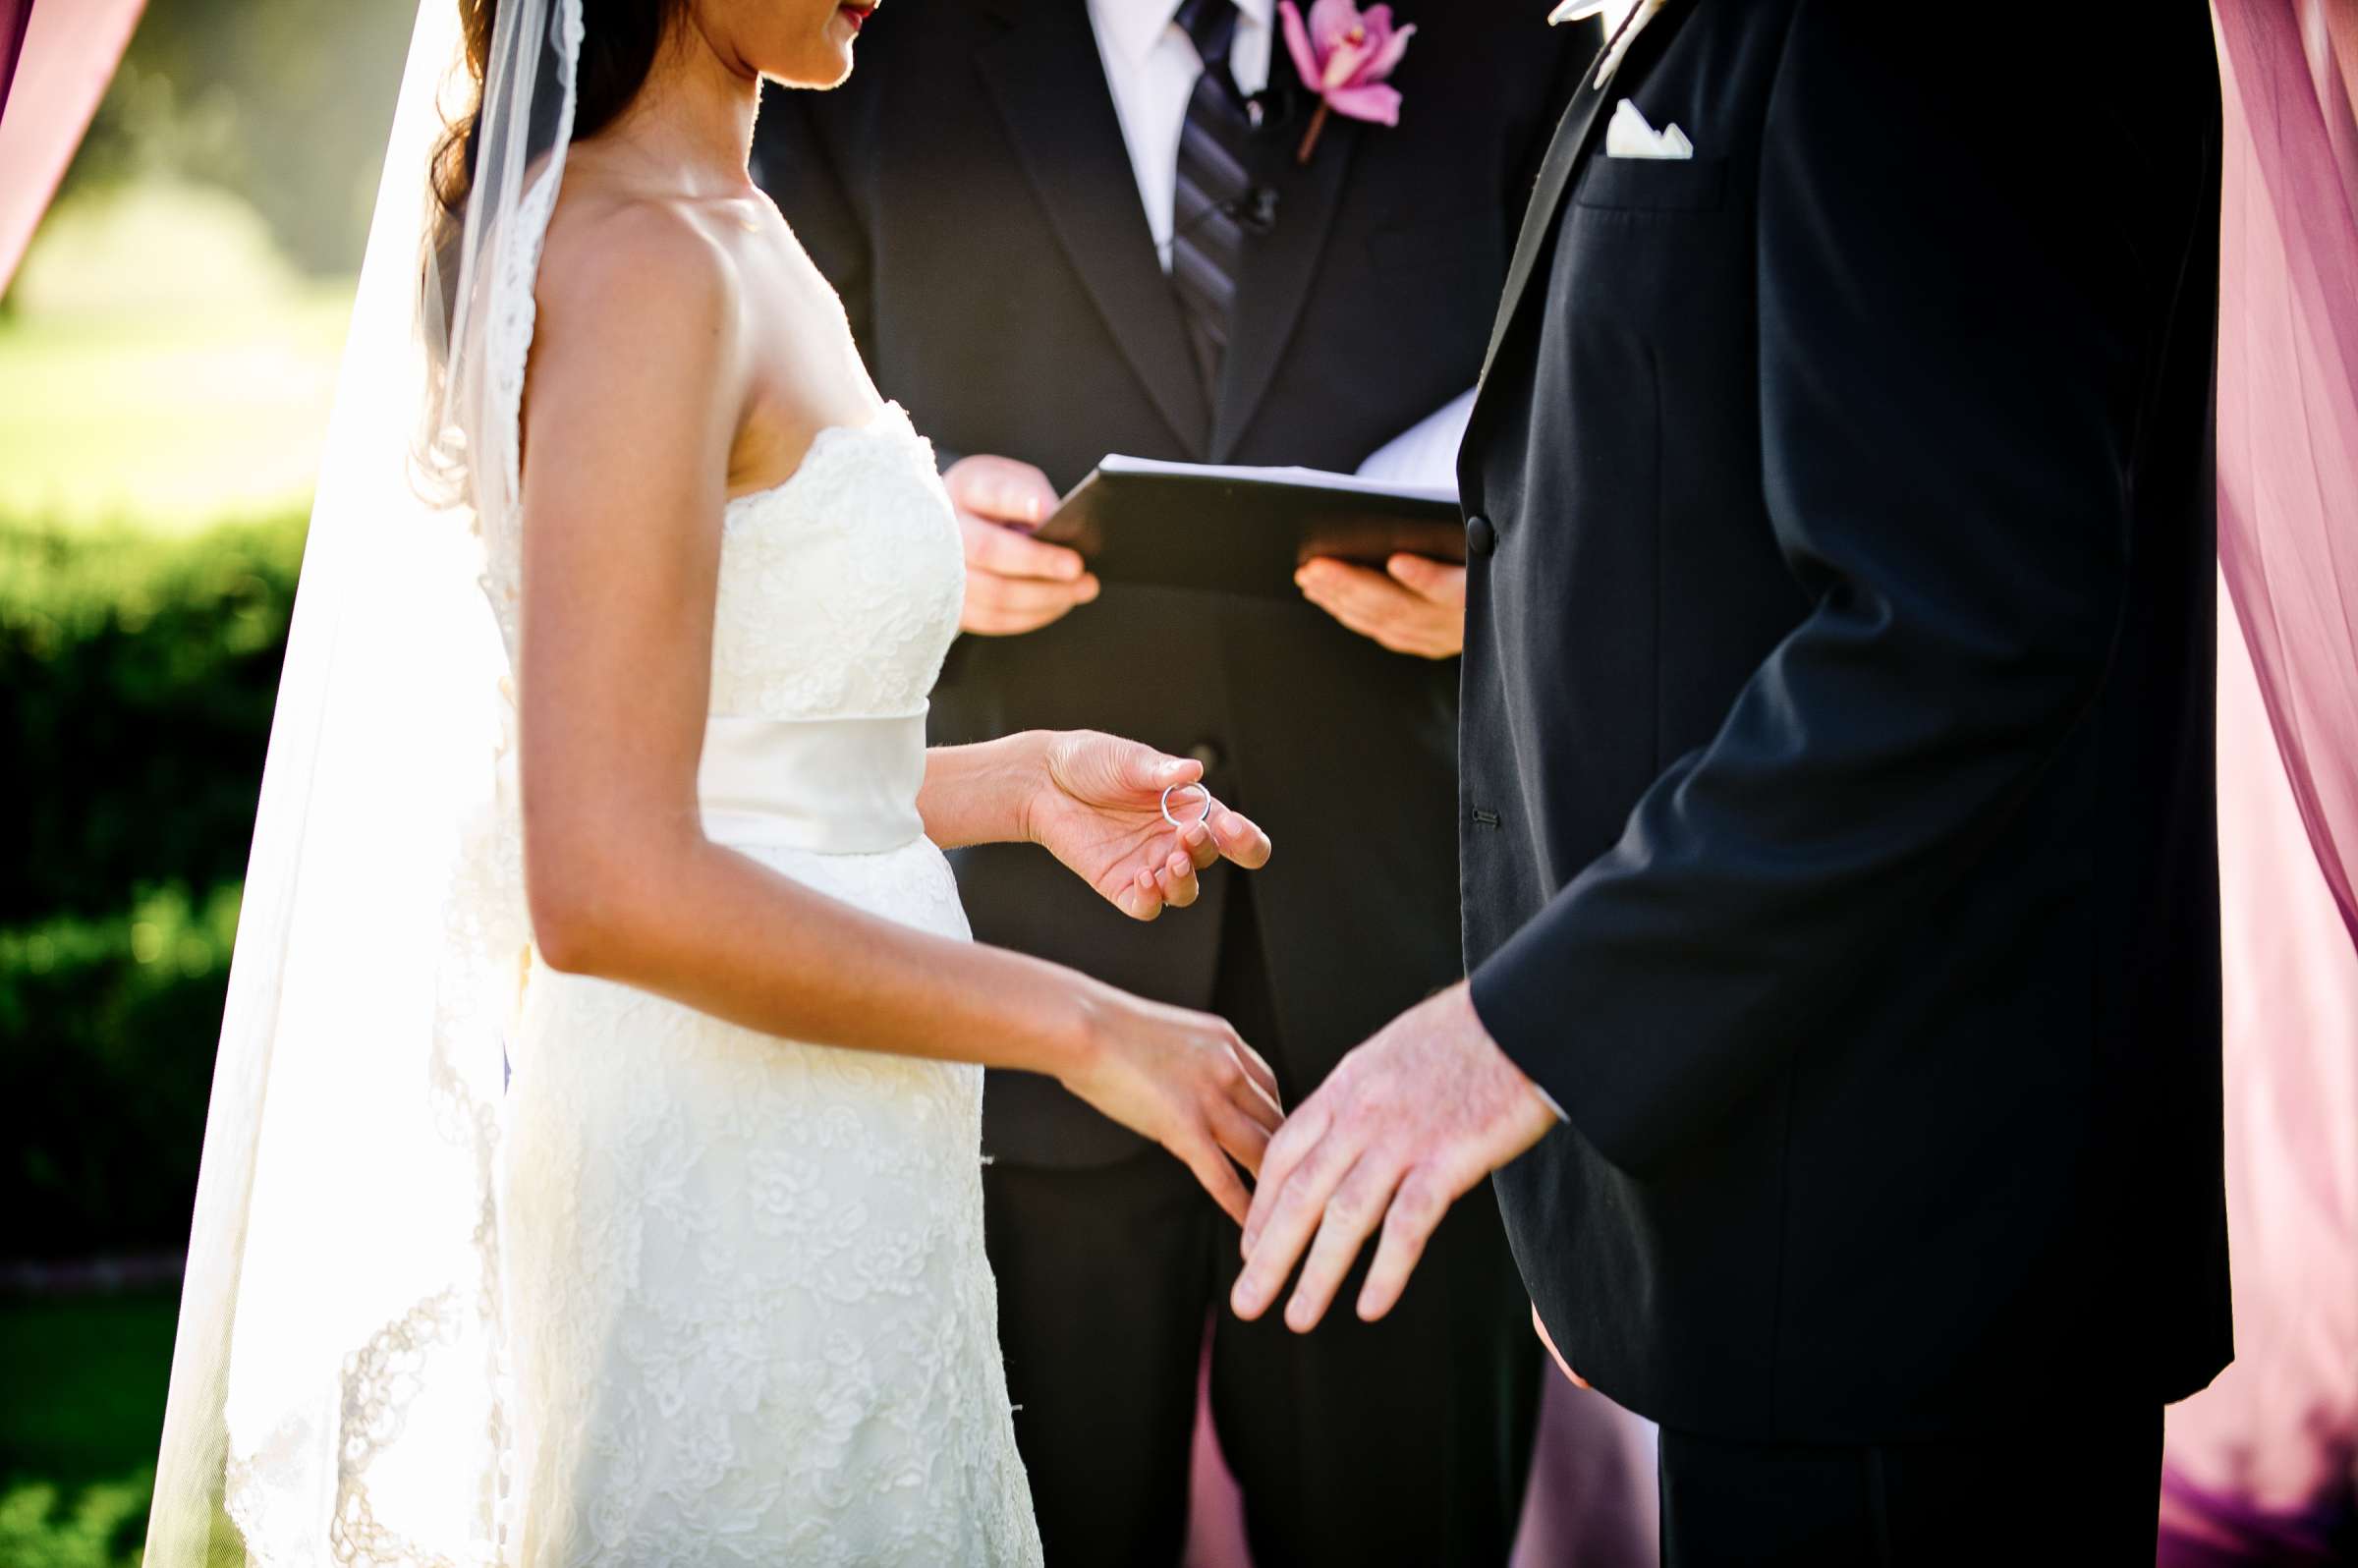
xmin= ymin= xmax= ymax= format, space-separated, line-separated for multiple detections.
xmin=1295 ymin=553 xmax=1465 ymax=658
xmin=1230 ymin=982 xmax=1557 ymax=1331
xmin=944 ymin=455 xmax=1101 ymax=635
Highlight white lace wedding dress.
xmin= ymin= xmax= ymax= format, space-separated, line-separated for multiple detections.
xmin=490 ymin=402 xmax=1043 ymax=1566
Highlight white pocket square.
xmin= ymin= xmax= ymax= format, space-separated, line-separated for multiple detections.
xmin=1603 ymin=99 xmax=1693 ymax=160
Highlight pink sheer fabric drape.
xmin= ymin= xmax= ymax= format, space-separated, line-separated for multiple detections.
xmin=2212 ymin=0 xmax=2358 ymax=936
xmin=1 ymin=0 xmax=34 ymax=124
xmin=0 ymin=0 xmax=147 ymax=291
xmin=2161 ymin=2 xmax=2358 ymax=1560
xmin=2162 ymin=592 xmax=2358 ymax=1563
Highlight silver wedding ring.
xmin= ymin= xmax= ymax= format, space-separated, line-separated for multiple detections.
xmin=1160 ymin=781 xmax=1212 ymax=831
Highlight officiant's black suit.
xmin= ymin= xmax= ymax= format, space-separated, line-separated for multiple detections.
xmin=1458 ymin=2 xmax=2230 ymax=1558
xmin=755 ymin=5 xmax=1590 ymax=1562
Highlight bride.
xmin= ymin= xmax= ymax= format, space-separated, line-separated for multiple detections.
xmin=145 ymin=0 xmax=1282 ymax=1561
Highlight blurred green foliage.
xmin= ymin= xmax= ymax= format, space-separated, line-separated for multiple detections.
xmin=1 ymin=518 xmax=302 ymax=923
xmin=2 ymin=886 xmax=246 ymax=1260
xmin=0 ymin=1293 xmax=176 ymax=1564
xmin=59 ymin=0 xmax=418 ymax=275
xmin=1 ymin=516 xmax=304 ymax=1260
xmin=0 ymin=1475 xmax=148 ymax=1568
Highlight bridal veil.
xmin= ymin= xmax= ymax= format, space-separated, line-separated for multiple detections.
xmin=146 ymin=0 xmax=582 ymax=1558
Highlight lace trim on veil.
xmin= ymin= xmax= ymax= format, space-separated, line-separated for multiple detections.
xmin=480 ymin=155 xmax=568 ymax=654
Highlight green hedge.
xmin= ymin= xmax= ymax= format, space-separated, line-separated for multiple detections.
xmin=2 ymin=516 xmax=303 ymax=1260
xmin=1 ymin=518 xmax=302 ymax=924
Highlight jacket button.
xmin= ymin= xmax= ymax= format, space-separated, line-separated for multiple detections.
xmin=1189 ymin=741 xmax=1224 ymax=771
xmin=1467 ymin=514 xmax=1497 ymax=557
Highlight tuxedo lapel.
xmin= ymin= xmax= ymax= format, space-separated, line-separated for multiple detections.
xmin=1209 ymin=104 xmax=1360 ymax=464
xmin=1475 ymin=0 xmax=1689 ymax=394
xmin=977 ymin=0 xmax=1213 ymax=457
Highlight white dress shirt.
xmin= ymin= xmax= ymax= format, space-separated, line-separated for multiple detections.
xmin=1549 ymin=0 xmax=1666 ymax=85
xmin=1083 ymin=0 xmax=1476 ymax=474
xmin=1086 ymin=0 xmax=1275 ymax=272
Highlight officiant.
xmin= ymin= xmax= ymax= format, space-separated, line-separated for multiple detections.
xmin=755 ymin=3 xmax=1592 ymax=1560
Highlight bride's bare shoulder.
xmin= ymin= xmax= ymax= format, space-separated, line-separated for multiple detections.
xmin=532 ymin=184 xmax=745 ymax=381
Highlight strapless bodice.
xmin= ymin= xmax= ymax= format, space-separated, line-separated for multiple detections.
xmin=692 ymin=401 xmax=963 ymax=854
xmin=480 ymin=401 xmax=964 ymax=857
xmin=706 ymin=402 xmax=965 ymax=724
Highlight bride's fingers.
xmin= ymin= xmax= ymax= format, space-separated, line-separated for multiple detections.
xmin=1211 ymin=810 xmax=1271 ymax=869
xmin=1181 ymin=819 xmax=1221 ymax=871
xmin=1207 ymin=1094 xmax=1274 ymax=1177
xmin=1130 ymin=748 xmax=1204 ymax=795
xmin=1233 ymin=1040 xmax=1282 ymax=1110
xmin=1228 ymin=1060 xmax=1283 ymax=1133
xmin=1174 ymin=1134 xmax=1253 ymax=1227
xmin=1119 ymin=868 xmax=1163 ymax=922
xmin=1156 ymin=848 xmax=1200 ymax=909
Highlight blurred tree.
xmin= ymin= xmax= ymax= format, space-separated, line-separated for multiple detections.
xmin=61 ymin=0 xmax=417 ymax=273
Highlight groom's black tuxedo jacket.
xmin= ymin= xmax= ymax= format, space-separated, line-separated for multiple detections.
xmin=757 ymin=1 xmax=1585 ymax=1164
xmin=1460 ymin=1 xmax=2232 ymax=1440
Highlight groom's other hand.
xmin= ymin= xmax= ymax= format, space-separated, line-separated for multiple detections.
xmin=1230 ymin=982 xmax=1557 ymax=1332
xmin=944 ymin=454 xmax=1100 ymax=635
xmin=1294 ymin=553 xmax=1465 ymax=658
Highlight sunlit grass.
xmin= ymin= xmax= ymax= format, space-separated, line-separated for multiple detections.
xmin=0 ymin=283 xmax=352 ymax=533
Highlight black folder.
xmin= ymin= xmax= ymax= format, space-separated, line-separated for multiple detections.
xmin=1030 ymin=457 xmax=1465 ymax=602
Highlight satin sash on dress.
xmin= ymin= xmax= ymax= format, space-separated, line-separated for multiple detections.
xmin=697 ymin=710 xmax=927 ymax=855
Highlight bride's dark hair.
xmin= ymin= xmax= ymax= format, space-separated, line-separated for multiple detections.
xmin=426 ymin=0 xmax=686 ymax=318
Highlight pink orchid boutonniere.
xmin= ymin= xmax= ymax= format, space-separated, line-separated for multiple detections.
xmin=1278 ymin=0 xmax=1417 ymax=166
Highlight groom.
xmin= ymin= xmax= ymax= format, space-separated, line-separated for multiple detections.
xmin=755 ymin=1 xmax=1594 ymax=1561
xmin=1232 ymin=3 xmax=2233 ymax=1562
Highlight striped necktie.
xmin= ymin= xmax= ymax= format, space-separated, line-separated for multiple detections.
xmin=1171 ymin=0 xmax=1253 ymax=404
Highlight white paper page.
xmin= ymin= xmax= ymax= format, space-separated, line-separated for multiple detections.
xmin=1354 ymin=387 xmax=1476 ymax=497
xmin=1095 ymin=453 xmax=1457 ymax=507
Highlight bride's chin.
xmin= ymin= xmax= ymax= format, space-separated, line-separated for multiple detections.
xmin=761 ymin=47 xmax=856 ymax=91
xmin=818 ymin=11 xmax=863 ymax=75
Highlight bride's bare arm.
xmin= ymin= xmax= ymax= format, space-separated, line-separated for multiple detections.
xmin=917 ymin=733 xmax=1273 ymax=920
xmin=515 ymin=207 xmax=1279 ymax=1216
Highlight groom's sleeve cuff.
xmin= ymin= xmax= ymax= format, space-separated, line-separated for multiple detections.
xmin=1468 ymin=920 xmax=1679 ymax=1175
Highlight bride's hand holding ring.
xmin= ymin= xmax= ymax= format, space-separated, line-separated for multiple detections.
xmin=1023 ymin=732 xmax=1272 ymax=921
